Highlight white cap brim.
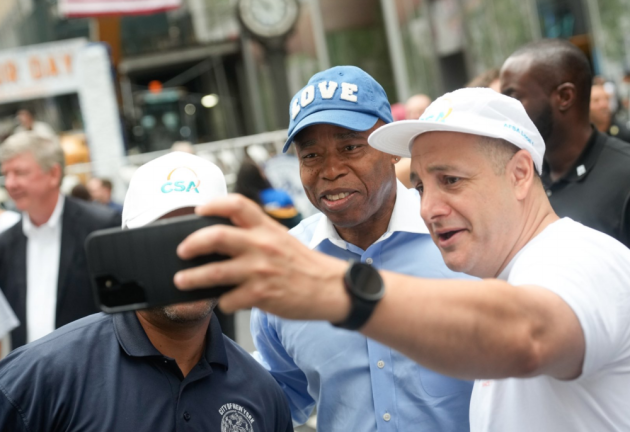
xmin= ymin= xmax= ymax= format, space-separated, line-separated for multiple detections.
xmin=368 ymin=119 xmax=513 ymax=158
xmin=123 ymin=195 xmax=205 ymax=228
xmin=124 ymin=208 xmax=171 ymax=229
xmin=368 ymin=88 xmax=545 ymax=175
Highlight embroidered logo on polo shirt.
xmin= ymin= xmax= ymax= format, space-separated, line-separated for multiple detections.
xmin=219 ymin=403 xmax=255 ymax=432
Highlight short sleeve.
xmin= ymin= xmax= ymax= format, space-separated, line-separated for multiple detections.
xmin=0 ymin=389 xmax=30 ymax=432
xmin=507 ymin=225 xmax=630 ymax=379
xmin=0 ymin=348 xmax=52 ymax=432
xmin=273 ymin=381 xmax=295 ymax=432
xmin=250 ymin=308 xmax=315 ymax=424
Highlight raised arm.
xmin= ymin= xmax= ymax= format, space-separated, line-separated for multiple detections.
xmin=362 ymin=273 xmax=584 ymax=380
xmin=175 ymin=194 xmax=585 ymax=381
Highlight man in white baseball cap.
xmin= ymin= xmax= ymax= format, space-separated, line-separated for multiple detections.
xmin=369 ymin=87 xmax=546 ymax=174
xmin=0 ymin=152 xmax=293 ymax=431
xmin=173 ymin=88 xmax=630 ymax=431
xmin=122 ymin=151 xmax=227 ymax=228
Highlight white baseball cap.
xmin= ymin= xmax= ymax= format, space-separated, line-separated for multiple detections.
xmin=368 ymin=87 xmax=546 ymax=174
xmin=122 ymin=152 xmax=227 ymax=229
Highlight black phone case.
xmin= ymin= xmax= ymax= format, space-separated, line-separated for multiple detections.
xmin=85 ymin=214 xmax=234 ymax=313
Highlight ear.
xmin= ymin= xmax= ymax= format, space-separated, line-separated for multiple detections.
xmin=555 ymin=82 xmax=577 ymax=112
xmin=506 ymin=150 xmax=535 ymax=201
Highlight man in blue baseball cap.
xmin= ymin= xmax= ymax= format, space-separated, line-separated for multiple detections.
xmin=251 ymin=66 xmax=474 ymax=431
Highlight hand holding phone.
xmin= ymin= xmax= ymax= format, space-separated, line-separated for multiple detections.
xmin=85 ymin=214 xmax=234 ymax=313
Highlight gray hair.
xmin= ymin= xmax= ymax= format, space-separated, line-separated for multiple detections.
xmin=477 ymin=136 xmax=540 ymax=180
xmin=0 ymin=131 xmax=65 ymax=175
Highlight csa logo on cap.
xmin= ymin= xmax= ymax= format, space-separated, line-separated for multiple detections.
xmin=161 ymin=166 xmax=200 ymax=194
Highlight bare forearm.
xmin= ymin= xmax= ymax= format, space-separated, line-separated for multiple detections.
xmin=177 ymin=196 xmax=582 ymax=380
xmin=360 ymin=272 xmax=546 ymax=380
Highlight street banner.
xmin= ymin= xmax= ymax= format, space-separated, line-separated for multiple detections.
xmin=0 ymin=39 xmax=87 ymax=104
xmin=59 ymin=0 xmax=181 ymax=17
xmin=0 ymin=40 xmax=126 ymax=198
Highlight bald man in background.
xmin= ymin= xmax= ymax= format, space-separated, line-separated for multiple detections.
xmin=500 ymin=39 xmax=630 ymax=247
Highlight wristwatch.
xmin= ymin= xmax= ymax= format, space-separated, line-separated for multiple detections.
xmin=333 ymin=261 xmax=385 ymax=330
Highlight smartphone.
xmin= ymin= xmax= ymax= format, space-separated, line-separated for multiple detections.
xmin=85 ymin=214 xmax=234 ymax=313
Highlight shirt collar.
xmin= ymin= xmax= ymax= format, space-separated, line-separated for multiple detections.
xmin=308 ymin=180 xmax=429 ymax=250
xmin=205 ymin=313 xmax=229 ymax=368
xmin=113 ymin=311 xmax=229 ymax=369
xmin=22 ymin=193 xmax=65 ymax=236
xmin=542 ymin=128 xmax=603 ymax=185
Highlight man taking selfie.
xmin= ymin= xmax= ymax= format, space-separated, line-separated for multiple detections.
xmin=175 ymin=89 xmax=630 ymax=431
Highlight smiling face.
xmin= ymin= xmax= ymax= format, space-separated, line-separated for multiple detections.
xmin=1 ymin=151 xmax=61 ymax=213
xmin=410 ymin=132 xmax=525 ymax=277
xmin=294 ymin=122 xmax=397 ymax=229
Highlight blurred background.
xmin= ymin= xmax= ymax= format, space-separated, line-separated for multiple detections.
xmin=0 ymin=0 xmax=628 ymax=201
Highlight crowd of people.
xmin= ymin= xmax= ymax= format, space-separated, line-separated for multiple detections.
xmin=0 ymin=37 xmax=630 ymax=431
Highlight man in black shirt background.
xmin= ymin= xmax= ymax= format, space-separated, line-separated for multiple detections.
xmin=501 ymin=39 xmax=630 ymax=247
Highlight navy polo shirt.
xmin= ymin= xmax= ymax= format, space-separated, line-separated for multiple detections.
xmin=0 ymin=312 xmax=293 ymax=432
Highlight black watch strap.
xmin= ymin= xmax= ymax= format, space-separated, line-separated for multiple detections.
xmin=333 ymin=261 xmax=384 ymax=330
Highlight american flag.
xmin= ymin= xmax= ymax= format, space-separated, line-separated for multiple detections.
xmin=58 ymin=0 xmax=182 ymax=17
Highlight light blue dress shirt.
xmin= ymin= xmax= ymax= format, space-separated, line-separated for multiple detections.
xmin=251 ymin=182 xmax=474 ymax=432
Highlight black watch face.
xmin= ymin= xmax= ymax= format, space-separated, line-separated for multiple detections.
xmin=349 ymin=263 xmax=384 ymax=300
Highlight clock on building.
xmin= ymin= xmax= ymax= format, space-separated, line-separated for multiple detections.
xmin=237 ymin=0 xmax=300 ymax=40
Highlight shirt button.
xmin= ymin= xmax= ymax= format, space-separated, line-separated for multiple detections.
xmin=183 ymin=411 xmax=191 ymax=421
xmin=365 ymin=258 xmax=373 ymax=264
xmin=383 ymin=413 xmax=391 ymax=422
xmin=546 ymin=190 xmax=552 ymax=197
xmin=377 ymin=360 xmax=385 ymax=368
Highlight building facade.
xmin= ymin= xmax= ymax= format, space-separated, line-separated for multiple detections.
xmin=0 ymin=0 xmax=628 ymax=152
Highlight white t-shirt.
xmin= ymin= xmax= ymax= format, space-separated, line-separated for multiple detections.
xmin=470 ymin=218 xmax=630 ymax=432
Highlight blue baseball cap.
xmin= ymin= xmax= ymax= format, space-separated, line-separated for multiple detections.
xmin=283 ymin=66 xmax=393 ymax=152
